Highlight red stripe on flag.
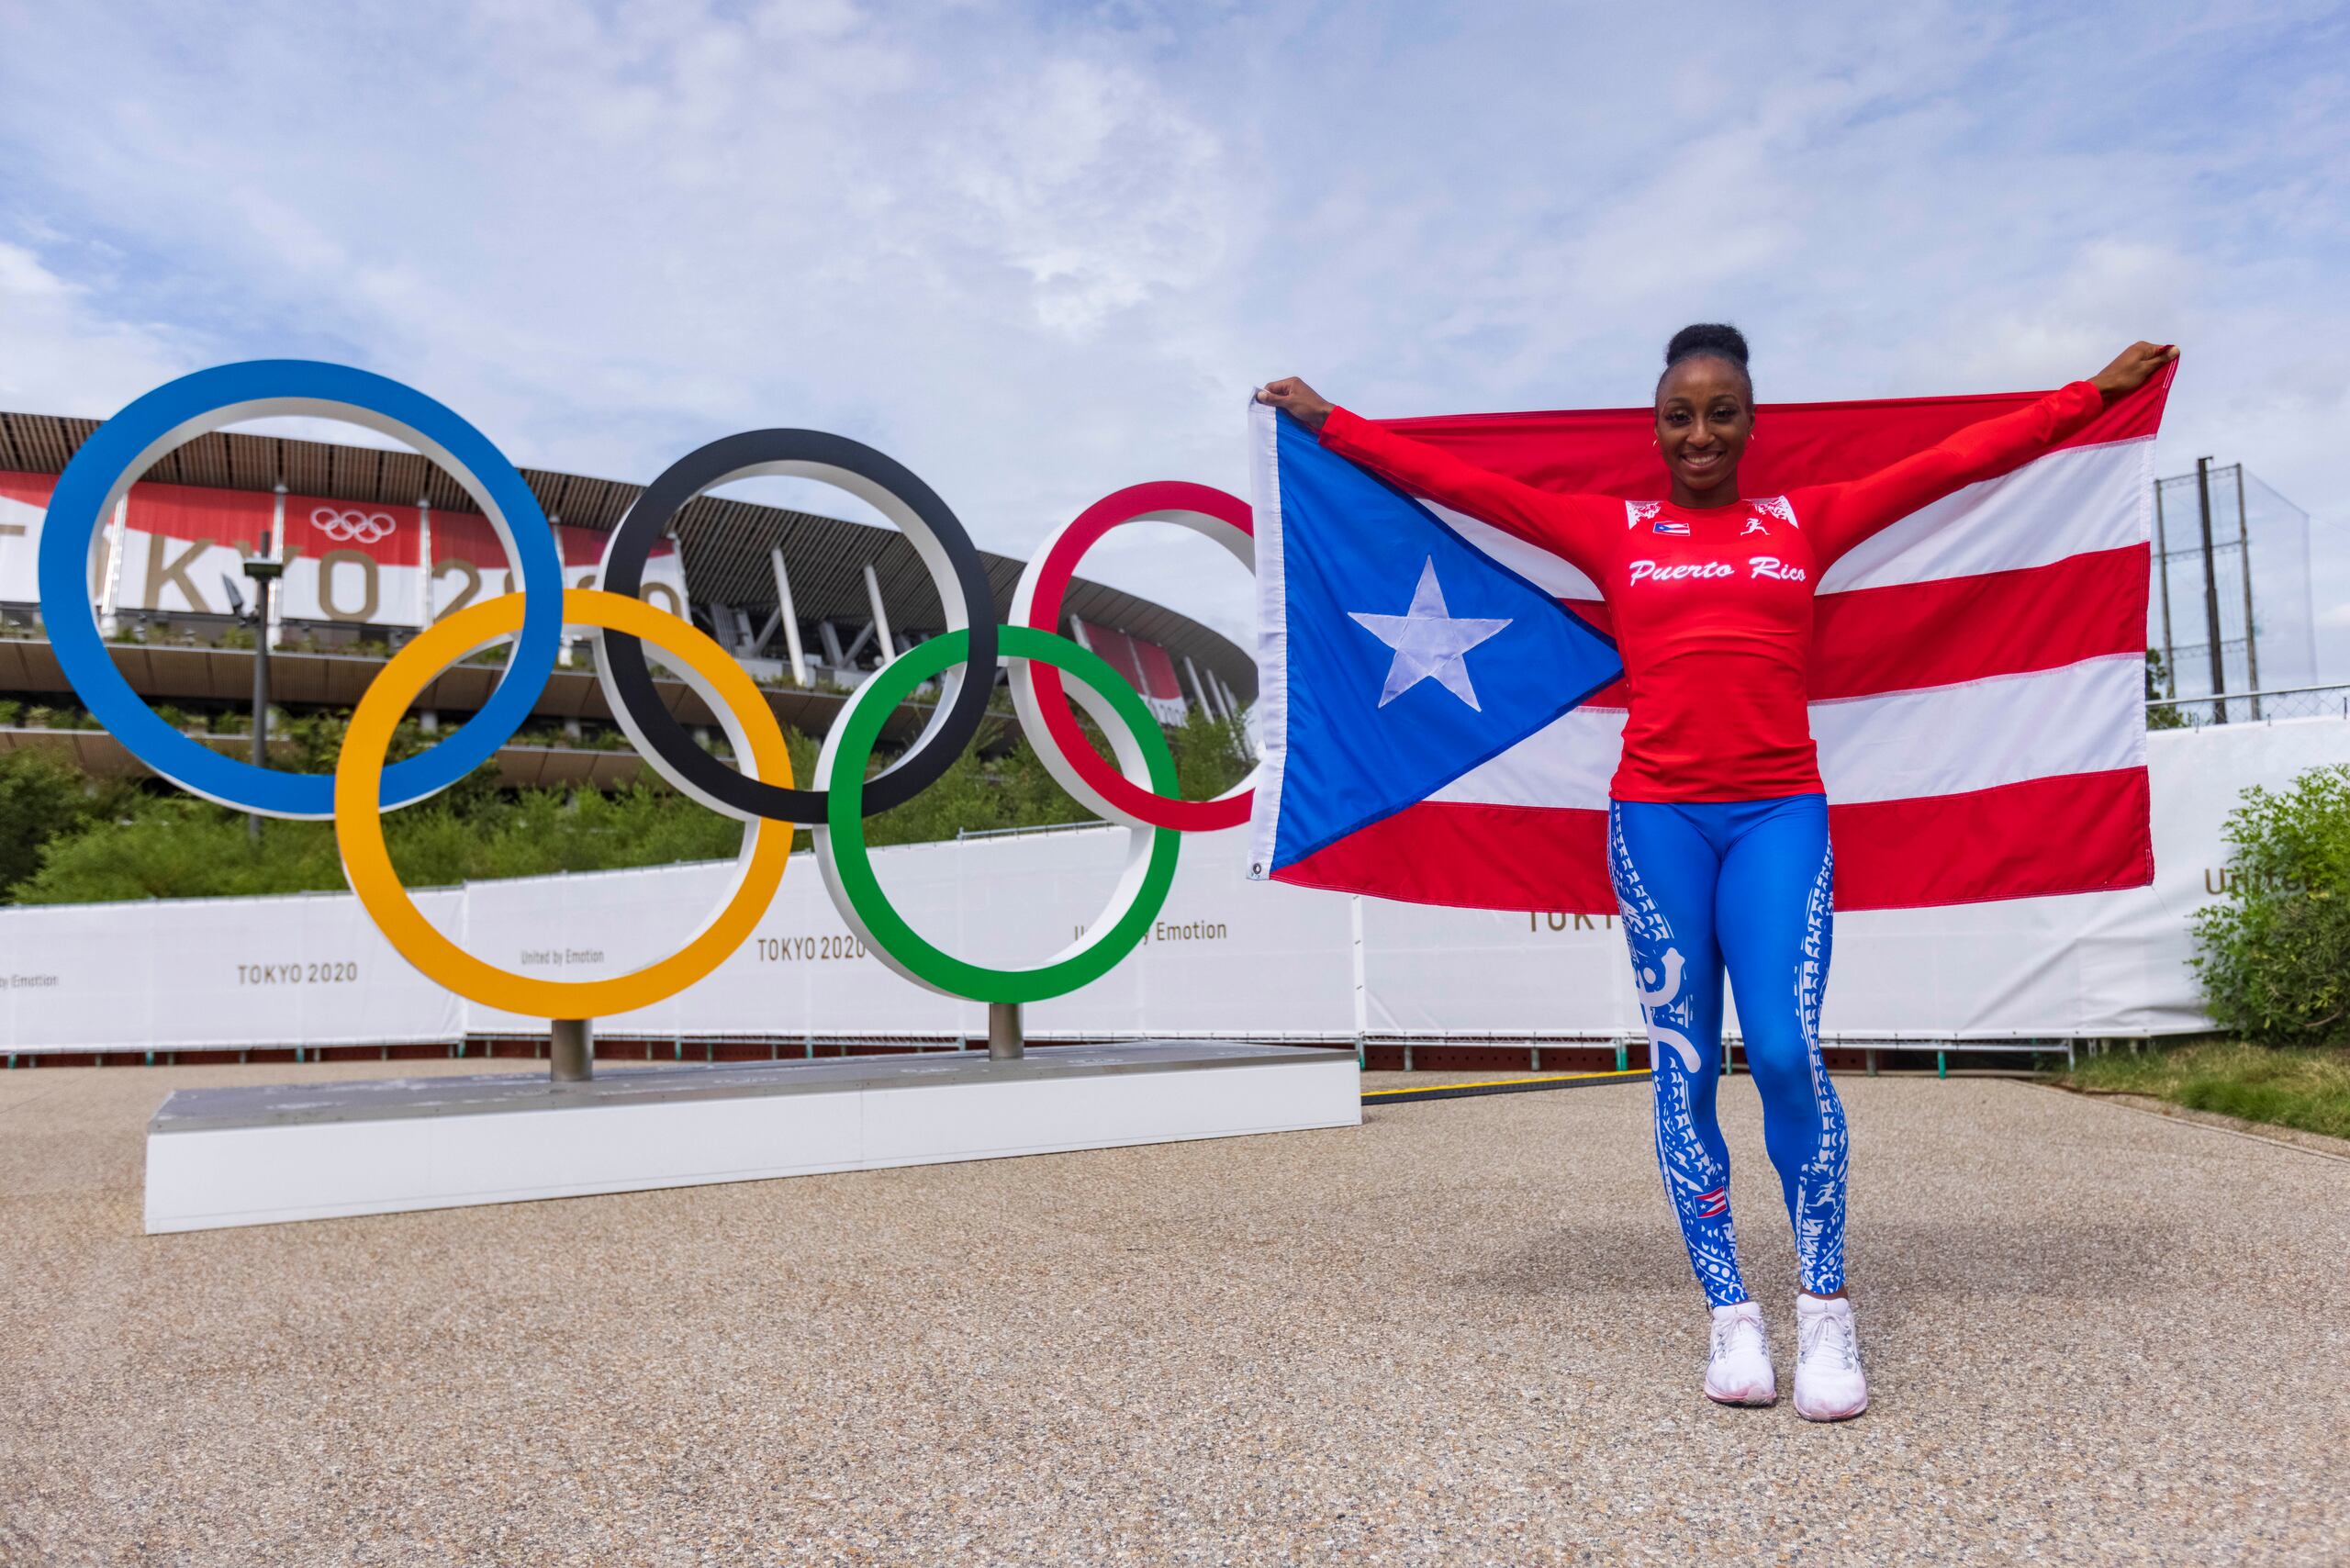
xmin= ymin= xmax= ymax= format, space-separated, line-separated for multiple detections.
xmin=1828 ymin=767 xmax=2152 ymax=910
xmin=1809 ymin=545 xmax=2149 ymax=700
xmin=1371 ymin=366 xmax=2174 ymax=500
xmin=1275 ymin=801 xmax=1617 ymax=913
xmin=1272 ymin=767 xmax=2151 ymax=913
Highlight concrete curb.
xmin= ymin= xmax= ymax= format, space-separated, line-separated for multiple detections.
xmin=2044 ymin=1082 xmax=2350 ymax=1165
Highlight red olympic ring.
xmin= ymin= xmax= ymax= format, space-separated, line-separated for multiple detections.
xmin=1009 ymin=480 xmax=1258 ymax=833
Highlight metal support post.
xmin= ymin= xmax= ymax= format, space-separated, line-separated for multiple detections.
xmin=266 ymin=482 xmax=287 ymax=650
xmin=2233 ymin=465 xmax=2259 ymax=718
xmin=769 ymin=545 xmax=809 ymax=686
xmin=2153 ymin=480 xmax=2176 ymax=693
xmin=242 ymin=525 xmax=285 ymax=846
xmin=97 ymin=496 xmax=129 ymax=637
xmin=862 ymin=561 xmax=894 ymax=669
xmin=987 ymin=1002 xmax=1024 ymax=1061
xmin=552 ymin=1018 xmax=593 ymax=1081
xmin=2194 ymin=457 xmax=2228 ymax=723
xmin=1183 ymin=653 xmax=1215 ymax=718
xmin=416 ymin=498 xmax=434 ymax=623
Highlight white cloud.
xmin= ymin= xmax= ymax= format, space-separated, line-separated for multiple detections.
xmin=0 ymin=241 xmax=194 ymax=414
xmin=0 ymin=0 xmax=2344 ymax=675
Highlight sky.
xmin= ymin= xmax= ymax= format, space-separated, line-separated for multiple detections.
xmin=1 ymin=0 xmax=2345 ymax=675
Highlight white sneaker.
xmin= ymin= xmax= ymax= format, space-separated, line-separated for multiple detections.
xmin=1793 ymin=1294 xmax=1868 ymax=1421
xmin=1704 ymin=1302 xmax=1777 ymax=1406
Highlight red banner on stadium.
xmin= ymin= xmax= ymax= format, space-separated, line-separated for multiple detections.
xmin=0 ymin=472 xmax=686 ymax=626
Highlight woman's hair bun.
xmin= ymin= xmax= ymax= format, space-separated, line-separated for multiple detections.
xmin=1665 ymin=322 xmax=1750 ymax=369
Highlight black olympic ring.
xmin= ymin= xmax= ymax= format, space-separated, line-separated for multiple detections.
xmin=594 ymin=429 xmax=1001 ymax=824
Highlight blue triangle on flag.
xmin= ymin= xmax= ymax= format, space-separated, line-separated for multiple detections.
xmin=1267 ymin=410 xmax=1623 ymax=871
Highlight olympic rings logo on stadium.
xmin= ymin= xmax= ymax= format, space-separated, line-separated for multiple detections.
xmin=36 ymin=361 xmax=1257 ymax=1016
xmin=310 ymin=506 xmax=399 ymax=543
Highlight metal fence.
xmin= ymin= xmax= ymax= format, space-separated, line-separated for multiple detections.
xmin=2151 ymin=460 xmax=2321 ymax=702
xmin=2148 ymin=683 xmax=2350 ymax=729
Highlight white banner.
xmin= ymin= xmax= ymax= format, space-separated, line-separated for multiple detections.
xmin=0 ymin=887 xmax=464 ymax=1051
xmin=0 ymin=487 xmax=39 ymax=606
xmin=3 ymin=718 xmax=2344 ymax=1054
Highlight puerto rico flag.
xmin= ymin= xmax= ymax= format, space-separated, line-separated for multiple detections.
xmin=1247 ymin=375 xmax=2171 ymax=912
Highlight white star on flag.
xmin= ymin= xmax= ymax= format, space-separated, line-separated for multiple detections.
xmin=1348 ymin=557 xmax=1513 ymax=711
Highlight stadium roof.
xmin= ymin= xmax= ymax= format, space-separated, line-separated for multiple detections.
xmin=0 ymin=409 xmax=1256 ymax=703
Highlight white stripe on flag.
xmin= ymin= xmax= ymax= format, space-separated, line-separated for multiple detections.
xmin=1811 ymin=654 xmax=2145 ymax=803
xmin=1428 ymin=708 xmax=1622 ymax=810
xmin=1818 ymin=435 xmax=2151 ymax=592
xmin=1430 ymin=653 xmax=2145 ymax=811
xmin=1427 ymin=502 xmax=1605 ymax=601
xmin=1420 ymin=435 xmax=2148 ymax=602
xmin=1247 ymin=400 xmax=1293 ymax=879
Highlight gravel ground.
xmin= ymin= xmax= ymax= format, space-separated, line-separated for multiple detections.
xmin=2 ymin=1058 xmax=2346 ymax=1566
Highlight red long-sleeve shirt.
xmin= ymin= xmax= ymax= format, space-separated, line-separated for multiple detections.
xmin=1318 ymin=381 xmax=2106 ymax=801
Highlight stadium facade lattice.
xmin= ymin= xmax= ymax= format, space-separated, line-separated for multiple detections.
xmin=0 ymin=409 xmax=1254 ymax=787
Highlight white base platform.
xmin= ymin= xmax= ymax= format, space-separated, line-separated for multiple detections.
xmin=143 ymin=1043 xmax=1361 ymax=1233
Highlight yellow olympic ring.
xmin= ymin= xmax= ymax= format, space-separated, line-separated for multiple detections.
xmin=334 ymin=588 xmax=793 ymax=1019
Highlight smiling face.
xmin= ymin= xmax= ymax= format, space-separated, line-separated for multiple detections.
xmin=1654 ymin=354 xmax=1755 ymax=507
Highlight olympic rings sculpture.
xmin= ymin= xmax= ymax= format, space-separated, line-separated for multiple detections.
xmin=37 ymin=362 xmax=1255 ymax=1014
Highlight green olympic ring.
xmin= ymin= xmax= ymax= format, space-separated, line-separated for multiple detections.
xmin=813 ymin=625 xmax=1180 ymax=1002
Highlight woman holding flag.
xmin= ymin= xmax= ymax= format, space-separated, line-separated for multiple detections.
xmin=1256 ymin=329 xmax=2176 ymax=1421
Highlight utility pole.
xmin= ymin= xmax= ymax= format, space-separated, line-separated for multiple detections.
xmin=2152 ymin=480 xmax=2176 ymax=696
xmin=2234 ymin=464 xmax=2260 ymax=719
xmin=2194 ymin=457 xmax=2227 ymax=725
xmin=243 ymin=527 xmax=285 ymax=844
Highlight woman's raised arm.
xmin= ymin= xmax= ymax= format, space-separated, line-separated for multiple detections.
xmin=1794 ymin=342 xmax=2177 ymax=567
xmin=1257 ymin=376 xmax=1602 ymax=566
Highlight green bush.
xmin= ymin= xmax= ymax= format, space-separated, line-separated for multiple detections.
xmin=0 ymin=699 xmax=20 ymax=727
xmin=0 ymin=751 xmax=142 ymax=902
xmin=10 ymin=780 xmax=747 ymax=904
xmin=0 ymin=693 xmax=1256 ymax=904
xmin=2192 ymin=764 xmax=2350 ymax=1047
xmin=2144 ymin=650 xmax=2187 ymax=731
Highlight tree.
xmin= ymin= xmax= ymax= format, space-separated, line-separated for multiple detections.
xmin=2145 ymin=649 xmax=2188 ymax=731
xmin=0 ymin=750 xmax=107 ymax=902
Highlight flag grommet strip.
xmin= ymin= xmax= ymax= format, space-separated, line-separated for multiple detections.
xmin=816 ymin=625 xmax=1180 ymax=1002
xmin=596 ymin=429 xmax=999 ymax=825
xmin=38 ymin=360 xmax=565 ymax=819
xmin=336 ymin=589 xmax=795 ymax=1018
xmin=1009 ymin=481 xmax=1259 ymax=832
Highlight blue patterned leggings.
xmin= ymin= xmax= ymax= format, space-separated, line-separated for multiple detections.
xmin=1606 ymin=793 xmax=1849 ymax=1306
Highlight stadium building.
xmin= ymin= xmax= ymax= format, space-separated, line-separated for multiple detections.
xmin=0 ymin=410 xmax=1256 ymax=784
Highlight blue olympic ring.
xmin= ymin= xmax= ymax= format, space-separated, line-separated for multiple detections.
xmin=38 ymin=362 xmax=566 ymax=819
